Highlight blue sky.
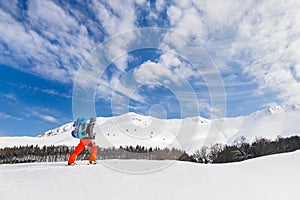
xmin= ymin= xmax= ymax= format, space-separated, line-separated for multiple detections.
xmin=1 ymin=0 xmax=300 ymax=136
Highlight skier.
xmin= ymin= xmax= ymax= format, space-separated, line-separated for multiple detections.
xmin=68 ymin=117 xmax=98 ymax=165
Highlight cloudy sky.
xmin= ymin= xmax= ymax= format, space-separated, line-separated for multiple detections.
xmin=1 ymin=0 xmax=300 ymax=136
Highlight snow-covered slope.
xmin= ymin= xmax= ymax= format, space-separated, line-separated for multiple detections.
xmin=1 ymin=150 xmax=300 ymax=200
xmin=1 ymin=105 xmax=300 ymax=153
xmin=223 ymin=104 xmax=300 ymax=143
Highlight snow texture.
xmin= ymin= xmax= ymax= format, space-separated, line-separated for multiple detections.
xmin=0 ymin=150 xmax=300 ymax=200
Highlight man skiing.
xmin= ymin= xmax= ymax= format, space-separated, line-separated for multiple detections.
xmin=68 ymin=117 xmax=98 ymax=165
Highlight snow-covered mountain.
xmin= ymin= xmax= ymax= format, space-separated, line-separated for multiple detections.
xmin=1 ymin=105 xmax=300 ymax=154
xmin=223 ymin=104 xmax=300 ymax=143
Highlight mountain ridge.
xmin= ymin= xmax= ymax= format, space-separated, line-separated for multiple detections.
xmin=1 ymin=104 xmax=300 ymax=153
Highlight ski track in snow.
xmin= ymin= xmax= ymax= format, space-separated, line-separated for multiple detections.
xmin=0 ymin=150 xmax=300 ymax=200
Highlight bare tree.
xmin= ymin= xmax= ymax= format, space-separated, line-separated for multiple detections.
xmin=193 ymin=146 xmax=210 ymax=163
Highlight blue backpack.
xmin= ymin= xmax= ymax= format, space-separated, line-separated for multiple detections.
xmin=71 ymin=117 xmax=88 ymax=138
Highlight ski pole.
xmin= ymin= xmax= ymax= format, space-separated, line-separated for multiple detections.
xmin=78 ymin=147 xmax=91 ymax=165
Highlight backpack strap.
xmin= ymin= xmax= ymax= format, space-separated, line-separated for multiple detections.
xmin=78 ymin=122 xmax=89 ymax=138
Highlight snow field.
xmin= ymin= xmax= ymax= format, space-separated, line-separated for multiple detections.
xmin=0 ymin=150 xmax=299 ymax=200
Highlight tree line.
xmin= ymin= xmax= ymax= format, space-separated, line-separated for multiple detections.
xmin=1 ymin=135 xmax=300 ymax=164
xmin=0 ymin=144 xmax=190 ymax=164
xmin=192 ymin=135 xmax=300 ymax=163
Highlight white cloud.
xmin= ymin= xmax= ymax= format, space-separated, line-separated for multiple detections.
xmin=160 ymin=52 xmax=197 ymax=80
xmin=41 ymin=115 xmax=59 ymax=123
xmin=41 ymin=89 xmax=71 ymax=99
xmin=0 ymin=112 xmax=21 ymax=120
xmin=159 ymin=53 xmax=181 ymax=67
xmin=2 ymin=0 xmax=300 ymax=113
xmin=111 ymin=74 xmax=146 ymax=103
xmin=95 ymin=75 xmax=112 ymax=101
xmin=155 ymin=0 xmax=166 ymax=12
xmin=173 ymin=0 xmax=192 ymax=9
xmin=29 ymin=108 xmax=60 ymax=124
xmin=166 ymin=0 xmax=300 ymax=106
xmin=192 ymin=0 xmax=251 ymax=34
xmin=0 ymin=9 xmax=43 ymax=61
xmin=0 ymin=0 xmax=137 ymax=84
xmin=175 ymin=7 xmax=206 ymax=40
xmin=95 ymin=70 xmax=146 ymax=105
xmin=0 ymin=3 xmax=89 ymax=83
xmin=133 ymin=60 xmax=178 ymax=84
xmin=26 ymin=0 xmax=95 ymax=81
xmin=167 ymin=5 xmax=183 ymax=26
xmin=92 ymin=0 xmax=135 ymax=35
xmin=135 ymin=0 xmax=147 ymax=5
xmin=0 ymin=112 xmax=12 ymax=119
xmin=4 ymin=93 xmax=18 ymax=101
xmin=28 ymin=1 xmax=78 ymax=33
xmin=230 ymin=0 xmax=300 ymax=104
xmin=91 ymin=0 xmax=136 ymax=72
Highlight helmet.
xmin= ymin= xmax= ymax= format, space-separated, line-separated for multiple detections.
xmin=90 ymin=117 xmax=96 ymax=123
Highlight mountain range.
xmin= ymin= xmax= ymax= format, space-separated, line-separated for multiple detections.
xmin=1 ymin=104 xmax=300 ymax=154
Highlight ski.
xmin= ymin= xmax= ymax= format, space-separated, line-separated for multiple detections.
xmin=67 ymin=163 xmax=77 ymax=166
xmin=67 ymin=161 xmax=97 ymax=166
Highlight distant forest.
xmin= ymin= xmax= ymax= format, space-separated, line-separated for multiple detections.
xmin=192 ymin=135 xmax=300 ymax=163
xmin=0 ymin=145 xmax=190 ymax=164
xmin=1 ymin=135 xmax=300 ymax=164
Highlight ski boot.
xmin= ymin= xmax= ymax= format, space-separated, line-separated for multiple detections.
xmin=68 ymin=162 xmax=76 ymax=166
xmin=89 ymin=160 xmax=97 ymax=165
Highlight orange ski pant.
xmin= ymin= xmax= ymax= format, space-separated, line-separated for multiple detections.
xmin=68 ymin=138 xmax=97 ymax=164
